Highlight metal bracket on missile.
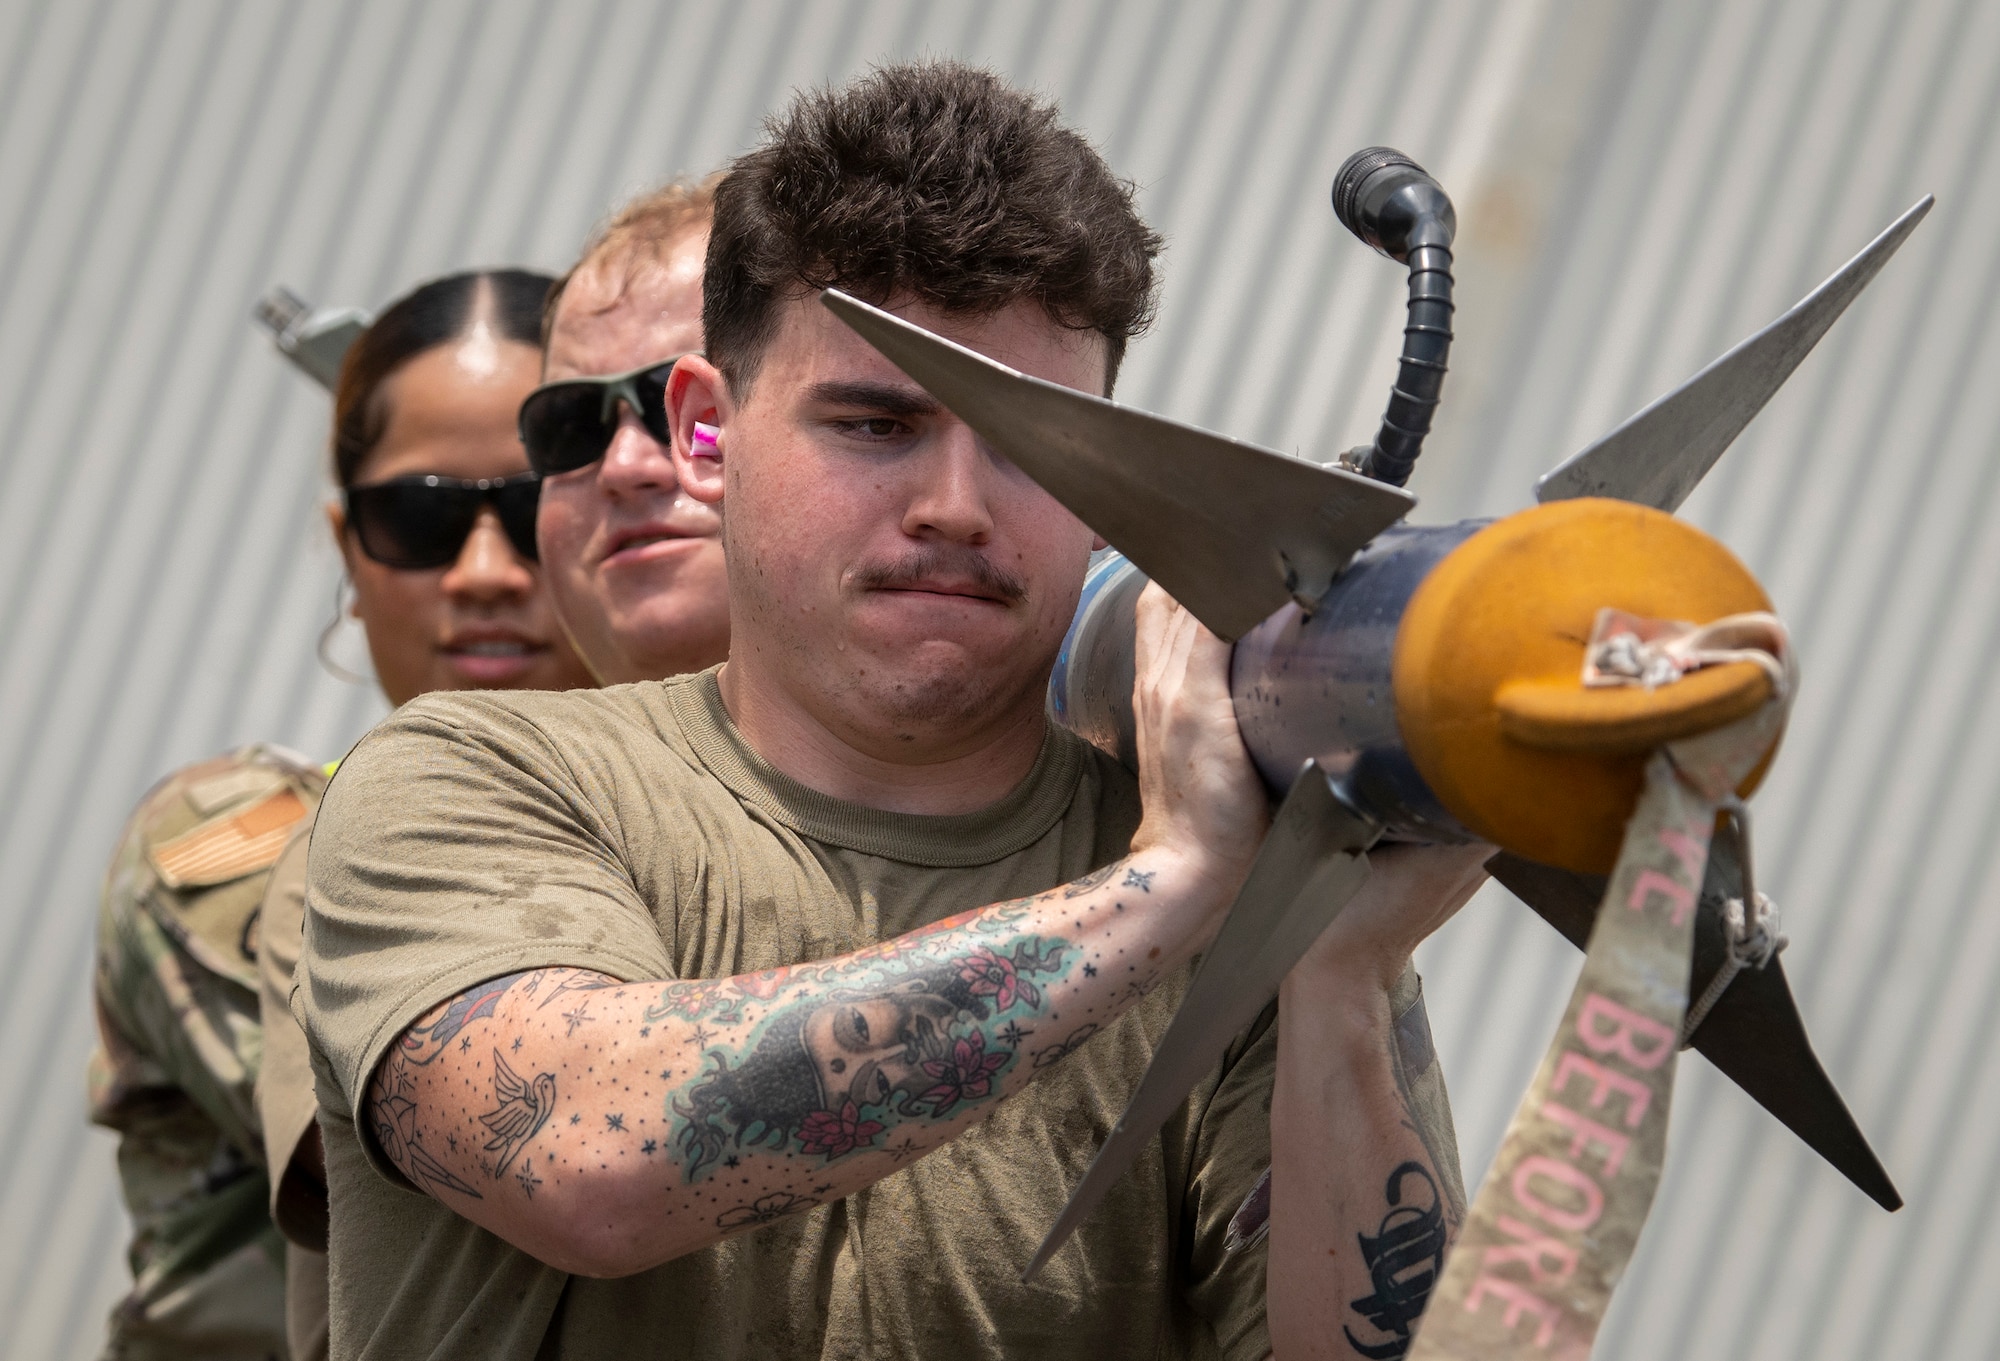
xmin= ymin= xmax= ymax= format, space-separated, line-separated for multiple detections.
xmin=1023 ymin=760 xmax=1381 ymax=1279
xmin=1487 ymin=847 xmax=1901 ymax=1210
xmin=1537 ymin=196 xmax=1932 ymax=512
xmin=821 ymin=291 xmax=1416 ymax=641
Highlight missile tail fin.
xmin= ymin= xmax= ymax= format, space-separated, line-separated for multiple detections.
xmin=1024 ymin=763 xmax=1380 ymax=1279
xmin=1536 ymin=196 xmax=1932 ymax=513
xmin=1488 ymin=851 xmax=1901 ymax=1211
xmin=822 ymin=291 xmax=1415 ymax=641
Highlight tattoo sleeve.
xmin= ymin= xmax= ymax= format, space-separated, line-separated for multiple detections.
xmin=1267 ymin=971 xmax=1466 ymax=1360
xmin=360 ymin=848 xmax=1218 ymax=1276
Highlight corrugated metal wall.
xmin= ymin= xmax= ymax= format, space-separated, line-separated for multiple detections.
xmin=0 ymin=1 xmax=1992 ymax=1357
xmin=1415 ymin=1 xmax=2000 ymax=1358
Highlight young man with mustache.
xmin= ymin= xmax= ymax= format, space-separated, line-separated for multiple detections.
xmin=297 ymin=62 xmax=1486 ymax=1360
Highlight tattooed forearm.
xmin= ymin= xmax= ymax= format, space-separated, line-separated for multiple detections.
xmin=359 ymin=847 xmax=1227 ymax=1275
xmin=670 ymin=930 xmax=1070 ymax=1179
xmin=1343 ymin=1162 xmax=1448 ymax=1360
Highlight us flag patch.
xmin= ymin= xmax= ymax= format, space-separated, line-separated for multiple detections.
xmin=148 ymin=786 xmax=309 ymax=889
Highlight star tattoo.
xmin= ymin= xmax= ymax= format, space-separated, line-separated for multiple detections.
xmin=606 ymin=1113 xmax=626 ymax=1132
xmin=515 ymin=1158 xmax=543 ymax=1199
xmin=561 ymin=1000 xmax=594 ymax=1036
xmin=1083 ymin=963 xmax=1097 ymax=977
xmin=642 ymin=1140 xmax=658 ymax=1155
xmin=999 ymin=1021 xmax=1031 ymax=1048
xmin=569 ymin=1113 xmax=581 ymax=1125
xmin=689 ymin=1025 xmax=714 ymax=1048
xmin=1123 ymin=867 xmax=1155 ymax=892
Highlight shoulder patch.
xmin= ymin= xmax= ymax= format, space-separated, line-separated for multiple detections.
xmin=149 ymin=786 xmax=311 ymax=890
xmin=185 ymin=764 xmax=288 ymax=816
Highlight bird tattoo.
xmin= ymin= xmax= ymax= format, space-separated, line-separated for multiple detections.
xmin=482 ymin=1049 xmax=557 ymax=1177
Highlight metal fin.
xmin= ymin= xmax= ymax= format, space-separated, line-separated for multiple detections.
xmin=1536 ymin=196 xmax=1933 ymax=512
xmin=1023 ymin=762 xmax=1380 ymax=1280
xmin=822 ymin=291 xmax=1416 ymax=641
xmin=1487 ymin=850 xmax=1901 ymax=1211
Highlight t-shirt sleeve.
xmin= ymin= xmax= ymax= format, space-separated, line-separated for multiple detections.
xmin=297 ymin=698 xmax=677 ymax=1150
xmin=1177 ymin=1005 xmax=1279 ymax=1360
xmin=257 ymin=819 xmax=328 ymax=1249
xmin=1177 ymin=964 xmax=1464 ymax=1360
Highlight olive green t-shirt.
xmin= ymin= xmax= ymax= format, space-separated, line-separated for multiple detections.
xmin=300 ymin=670 xmax=1454 ymax=1361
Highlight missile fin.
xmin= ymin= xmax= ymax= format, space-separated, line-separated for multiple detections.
xmin=822 ymin=291 xmax=1416 ymax=641
xmin=1488 ymin=850 xmax=1901 ymax=1210
xmin=1024 ymin=762 xmax=1380 ymax=1279
xmin=1536 ymin=196 xmax=1932 ymax=512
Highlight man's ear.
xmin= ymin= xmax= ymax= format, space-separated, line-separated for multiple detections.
xmin=668 ymin=354 xmax=732 ymax=506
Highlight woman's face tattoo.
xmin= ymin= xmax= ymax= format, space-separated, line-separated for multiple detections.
xmin=671 ymin=935 xmax=1071 ymax=1180
xmin=803 ymin=991 xmax=957 ymax=1108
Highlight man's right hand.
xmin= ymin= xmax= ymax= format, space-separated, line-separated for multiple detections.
xmin=1127 ymin=582 xmax=1269 ymax=923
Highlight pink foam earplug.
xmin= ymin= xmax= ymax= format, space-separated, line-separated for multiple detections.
xmin=691 ymin=422 xmax=722 ymax=457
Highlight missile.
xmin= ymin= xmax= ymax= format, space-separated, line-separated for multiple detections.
xmin=821 ymin=184 xmax=1929 ymax=1270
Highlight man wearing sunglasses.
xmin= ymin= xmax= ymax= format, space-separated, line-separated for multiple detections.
xmin=298 ymin=63 xmax=1480 ymax=1361
xmin=521 ymin=179 xmax=729 ymax=685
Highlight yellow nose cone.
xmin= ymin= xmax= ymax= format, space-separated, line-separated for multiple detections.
xmin=1392 ymin=498 xmax=1779 ymax=874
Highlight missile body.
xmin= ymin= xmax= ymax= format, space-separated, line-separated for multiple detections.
xmin=1053 ymin=498 xmax=1775 ymax=876
xmin=1045 ymin=502 xmax=1899 ymax=1212
xmin=1054 ymin=523 xmax=1477 ymax=836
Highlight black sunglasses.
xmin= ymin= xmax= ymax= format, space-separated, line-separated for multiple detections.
xmin=517 ymin=354 xmax=690 ymax=476
xmin=344 ymin=472 xmax=541 ymax=570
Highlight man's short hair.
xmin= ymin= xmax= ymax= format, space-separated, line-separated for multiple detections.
xmin=543 ymin=175 xmax=720 ymax=348
xmin=705 ymin=61 xmax=1163 ymax=398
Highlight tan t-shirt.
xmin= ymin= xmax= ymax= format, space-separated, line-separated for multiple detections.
xmin=256 ymin=820 xmax=332 ymax=1361
xmin=300 ymin=670 xmax=1458 ymax=1361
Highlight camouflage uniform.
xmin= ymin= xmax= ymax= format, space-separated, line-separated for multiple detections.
xmin=88 ymin=745 xmax=328 ymax=1361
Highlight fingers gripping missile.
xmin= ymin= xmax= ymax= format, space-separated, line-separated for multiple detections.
xmin=820 ymin=291 xmax=1415 ymax=640
xmin=1537 ymin=196 xmax=1932 ymax=511
xmin=1024 ymin=761 xmax=1380 ymax=1279
xmin=1487 ymin=849 xmax=1901 ymax=1210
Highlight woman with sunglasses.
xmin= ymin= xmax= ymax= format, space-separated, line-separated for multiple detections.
xmin=88 ymin=269 xmax=592 ymax=1361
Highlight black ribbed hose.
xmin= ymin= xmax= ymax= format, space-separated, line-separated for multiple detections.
xmin=1331 ymin=148 xmax=1457 ymax=488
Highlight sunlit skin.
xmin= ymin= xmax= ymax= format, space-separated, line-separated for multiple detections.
xmin=668 ymin=294 xmax=1109 ymax=814
xmin=329 ymin=332 xmax=595 ymax=707
xmin=538 ymin=228 xmax=729 ymax=685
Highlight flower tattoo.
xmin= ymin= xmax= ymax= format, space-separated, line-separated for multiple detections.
xmin=918 ymin=1032 xmax=1009 ymax=1115
xmin=798 ymin=1101 xmax=886 ymax=1158
xmin=959 ymin=947 xmax=1032 ymax=1010
xmin=715 ymin=1191 xmax=820 ymax=1231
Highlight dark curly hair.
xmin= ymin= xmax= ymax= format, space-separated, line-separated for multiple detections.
xmin=704 ymin=60 xmax=1163 ymax=399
